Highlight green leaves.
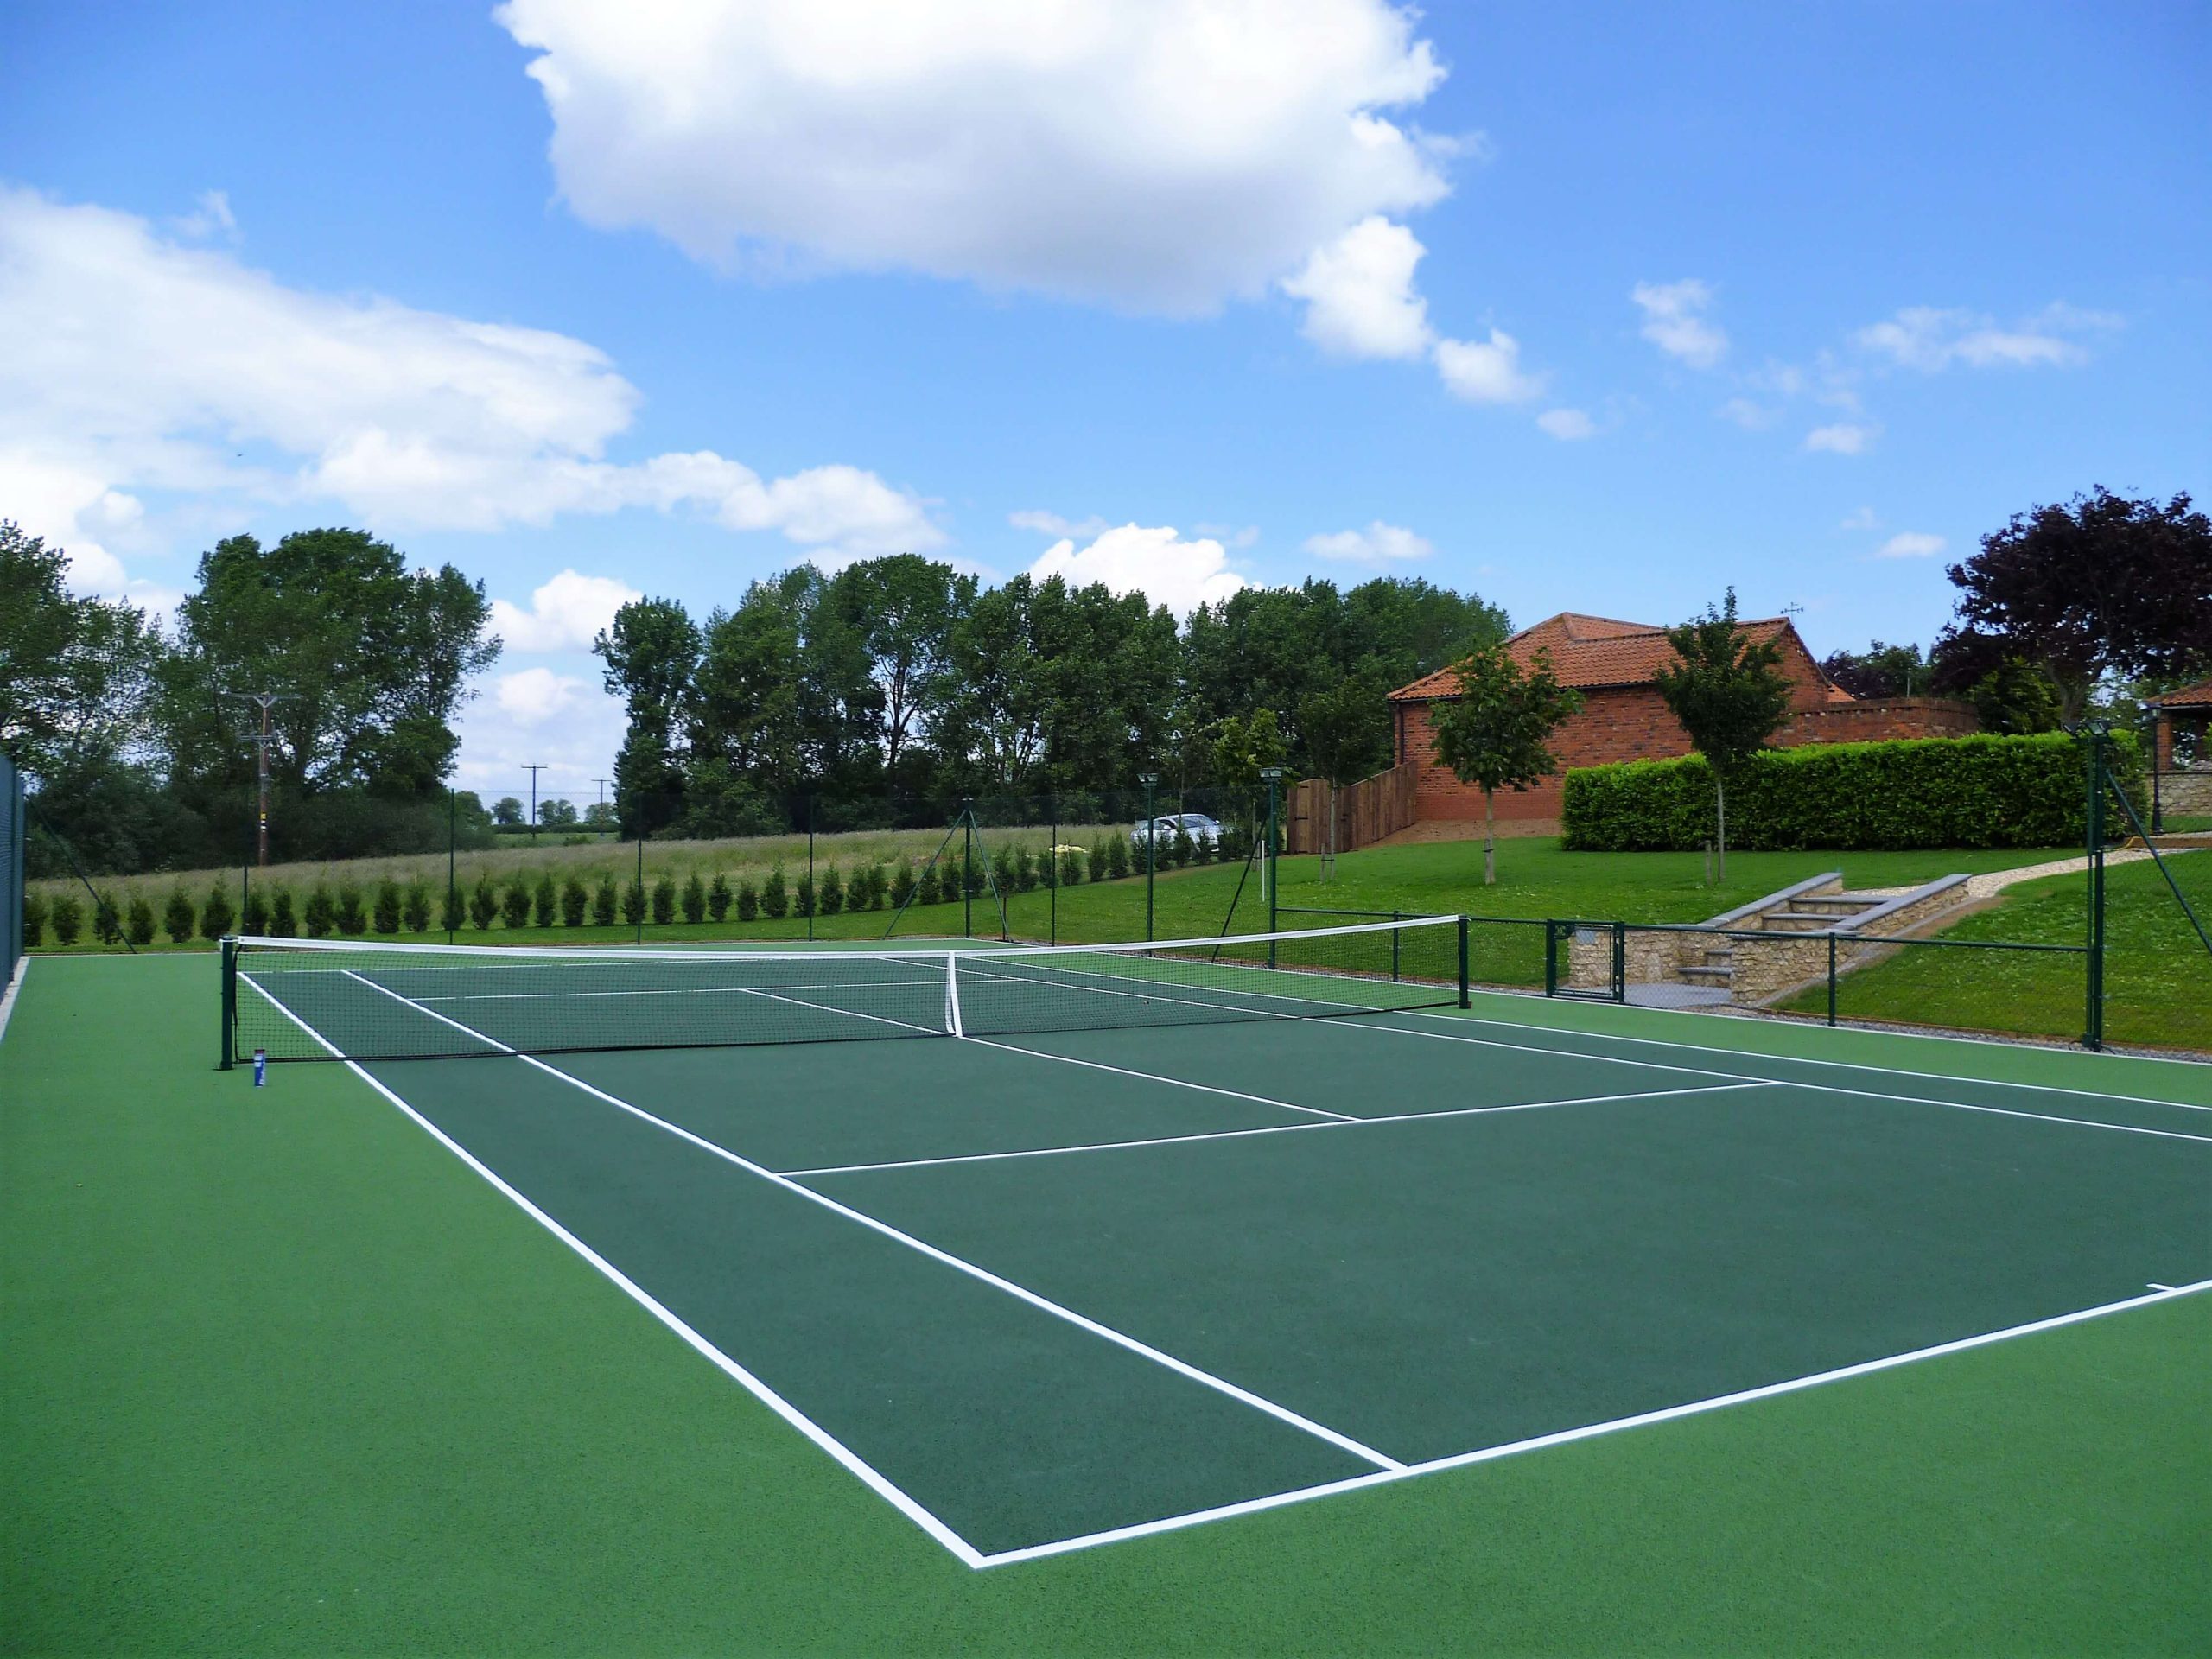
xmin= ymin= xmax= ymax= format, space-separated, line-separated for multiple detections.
xmin=1427 ymin=643 xmax=1582 ymax=797
xmin=1562 ymin=733 xmax=2128 ymax=851
xmin=1651 ymin=588 xmax=1795 ymax=781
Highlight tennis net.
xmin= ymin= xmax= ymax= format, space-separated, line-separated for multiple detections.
xmin=221 ymin=917 xmax=1470 ymax=1065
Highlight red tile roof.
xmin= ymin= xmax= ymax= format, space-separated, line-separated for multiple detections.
xmin=2148 ymin=678 xmax=2212 ymax=709
xmin=1390 ymin=610 xmax=1832 ymax=701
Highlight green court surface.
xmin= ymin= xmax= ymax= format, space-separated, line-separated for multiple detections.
xmin=5 ymin=949 xmax=2209 ymax=1654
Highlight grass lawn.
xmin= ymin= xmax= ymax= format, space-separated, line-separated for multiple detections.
xmin=34 ymin=836 xmax=2069 ymax=957
xmin=1781 ymin=853 xmax=2211 ymax=1052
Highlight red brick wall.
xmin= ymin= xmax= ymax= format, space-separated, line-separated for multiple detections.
xmin=1393 ymin=652 xmax=1976 ymax=823
xmin=1780 ymin=697 xmax=1979 ymax=746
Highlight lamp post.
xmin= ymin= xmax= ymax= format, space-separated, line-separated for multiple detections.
xmin=1139 ymin=772 xmax=1158 ymax=942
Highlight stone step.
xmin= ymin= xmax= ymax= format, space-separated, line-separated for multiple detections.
xmin=1679 ymin=963 xmax=1733 ymax=982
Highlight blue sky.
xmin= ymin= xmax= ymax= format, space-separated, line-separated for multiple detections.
xmin=4 ymin=0 xmax=2205 ymax=800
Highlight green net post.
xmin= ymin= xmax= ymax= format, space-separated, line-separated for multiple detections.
xmin=1262 ymin=768 xmax=1282 ymax=969
xmin=1827 ymin=931 xmax=1838 ymax=1026
xmin=219 ymin=937 xmax=237 ymax=1070
xmin=446 ymin=786 xmax=457 ymax=945
xmin=1457 ymin=916 xmax=1471 ymax=1007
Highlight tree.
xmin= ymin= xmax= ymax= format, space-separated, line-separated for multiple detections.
xmin=594 ymin=596 xmax=699 ymax=836
xmin=1651 ymin=589 xmax=1796 ymax=881
xmin=1426 ymin=644 xmax=1582 ymax=885
xmin=1820 ymin=641 xmax=1928 ymax=700
xmin=537 ymin=798 xmax=578 ymax=829
xmin=582 ymin=801 xmax=617 ymax=830
xmin=1 ymin=521 xmax=167 ymax=779
xmin=492 ymin=796 xmax=524 ymax=827
xmin=1210 ymin=709 xmax=1289 ymax=835
xmin=1939 ymin=487 xmax=2212 ymax=726
xmin=162 ymin=528 xmax=496 ymax=800
xmin=830 ymin=554 xmax=970 ymax=776
xmin=1297 ymin=670 xmax=1395 ymax=863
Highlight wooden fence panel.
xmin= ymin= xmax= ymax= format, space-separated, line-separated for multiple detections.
xmin=1282 ymin=762 xmax=1417 ymax=855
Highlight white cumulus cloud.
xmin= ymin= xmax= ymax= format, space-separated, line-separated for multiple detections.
xmin=1303 ymin=520 xmax=1433 ymax=563
xmin=1632 ymin=279 xmax=1728 ymax=370
xmin=0 ymin=186 xmax=944 ymax=583
xmin=1804 ymin=423 xmax=1877 ymax=455
xmin=1536 ymin=408 xmax=1596 ymax=441
xmin=495 ymin=0 xmax=1454 ymax=317
xmin=1281 ymin=215 xmax=1433 ymax=360
xmin=1874 ymin=531 xmax=1946 ymax=559
xmin=1029 ymin=523 xmax=1246 ymax=615
xmin=493 ymin=666 xmax=588 ymax=723
xmin=489 ymin=569 xmax=644 ymax=652
xmin=1432 ymin=329 xmax=1543 ymax=404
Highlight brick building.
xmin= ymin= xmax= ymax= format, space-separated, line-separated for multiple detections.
xmin=1387 ymin=611 xmax=1980 ymax=830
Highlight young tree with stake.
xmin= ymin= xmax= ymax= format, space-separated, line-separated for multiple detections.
xmin=1651 ymin=589 xmax=1795 ymax=882
xmin=1427 ymin=644 xmax=1582 ymax=886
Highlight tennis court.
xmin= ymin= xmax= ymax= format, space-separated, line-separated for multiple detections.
xmin=224 ymin=920 xmax=2212 ymax=1569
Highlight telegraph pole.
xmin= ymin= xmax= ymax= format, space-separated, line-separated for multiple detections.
xmin=524 ymin=764 xmax=547 ymax=842
xmin=594 ymin=778 xmax=613 ymax=833
xmin=226 ymin=690 xmax=291 ymax=867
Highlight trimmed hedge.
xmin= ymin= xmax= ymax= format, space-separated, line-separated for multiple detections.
xmin=1561 ymin=732 xmax=2139 ymax=852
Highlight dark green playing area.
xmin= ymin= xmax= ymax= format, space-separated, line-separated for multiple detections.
xmin=231 ymin=935 xmax=2212 ymax=1565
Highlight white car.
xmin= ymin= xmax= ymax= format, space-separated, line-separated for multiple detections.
xmin=1132 ymin=812 xmax=1223 ymax=851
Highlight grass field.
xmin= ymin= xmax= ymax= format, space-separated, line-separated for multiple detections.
xmin=4 ymin=951 xmax=2207 ymax=1655
xmin=1779 ymin=853 xmax=2210 ymax=1050
xmin=31 ymin=834 xmax=2068 ymax=955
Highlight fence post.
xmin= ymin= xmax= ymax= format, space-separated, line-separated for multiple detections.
xmin=1049 ymin=794 xmax=1058 ymax=948
xmin=806 ymin=796 xmax=816 ymax=944
xmin=1262 ymin=769 xmax=1282 ymax=968
xmin=2084 ymin=731 xmax=2107 ymax=1051
xmin=1827 ymin=931 xmax=1838 ymax=1026
xmin=1611 ymin=922 xmax=1625 ymax=1001
xmin=1457 ymin=917 xmax=1471 ymax=1008
xmin=447 ymin=786 xmax=457 ymax=944
xmin=962 ymin=802 xmax=973 ymax=941
xmin=635 ymin=835 xmax=644 ymax=946
xmin=1544 ymin=921 xmax=1559 ymax=997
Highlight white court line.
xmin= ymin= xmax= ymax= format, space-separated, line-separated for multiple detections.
xmin=243 ymin=970 xmax=2212 ymax=1571
xmin=0 ymin=955 xmax=27 ymax=1047
xmin=233 ymin=972 xmax=988 ymax=1568
xmin=974 ymin=1276 xmax=2212 ymax=1568
xmin=1417 ymin=1007 xmax=2212 ymax=1113
xmin=779 ymin=1081 xmax=1764 ymax=1178
xmin=336 ymin=969 xmax=1405 ymax=1475
xmin=412 ymin=976 xmax=945 ymax=1005
xmin=958 ymin=1034 xmax=1356 ymax=1123
xmin=1348 ymin=1018 xmax=2212 ymax=1147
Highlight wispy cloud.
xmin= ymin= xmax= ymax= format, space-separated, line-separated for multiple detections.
xmin=1302 ymin=520 xmax=1433 ymax=563
xmin=1854 ymin=303 xmax=2120 ymax=372
xmin=1804 ymin=423 xmax=1877 ymax=455
xmin=1873 ymin=531 xmax=1946 ymax=558
xmin=1536 ymin=408 xmax=1597 ymax=441
xmin=1632 ymin=279 xmax=1728 ymax=370
xmin=1010 ymin=509 xmax=1109 ymax=539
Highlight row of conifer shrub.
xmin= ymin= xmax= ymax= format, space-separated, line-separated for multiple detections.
xmin=1560 ymin=732 xmax=2138 ymax=852
xmin=22 ymin=823 xmax=1236 ymax=947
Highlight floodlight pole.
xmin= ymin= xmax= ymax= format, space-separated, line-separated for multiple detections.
xmin=225 ymin=690 xmax=292 ymax=867
xmin=1140 ymin=773 xmax=1158 ymax=943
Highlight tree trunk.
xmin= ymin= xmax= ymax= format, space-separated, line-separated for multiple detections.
xmin=1716 ymin=775 xmax=1727 ymax=883
xmin=1484 ymin=788 xmax=1497 ymax=886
